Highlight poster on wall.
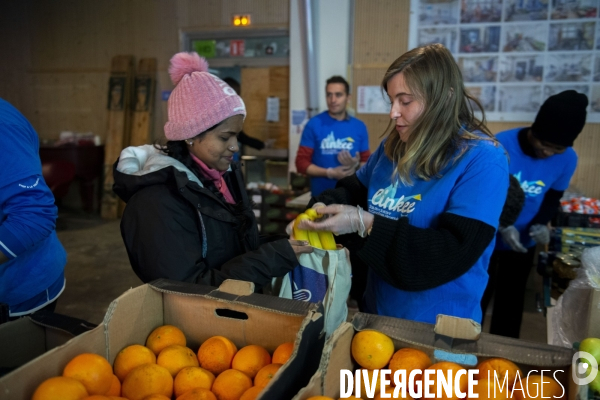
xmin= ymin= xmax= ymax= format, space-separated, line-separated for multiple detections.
xmin=408 ymin=0 xmax=600 ymax=122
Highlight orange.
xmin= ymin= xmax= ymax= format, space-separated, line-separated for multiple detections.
xmin=32 ymin=376 xmax=89 ymax=400
xmin=351 ymin=330 xmax=395 ymax=370
xmin=197 ymin=336 xmax=238 ymax=376
xmin=108 ymin=397 xmax=128 ymax=400
xmin=63 ymin=353 xmax=114 ymax=395
xmin=106 ymin=375 xmax=121 ymax=396
xmin=513 ymin=375 xmax=565 ymax=400
xmin=174 ymin=366 xmax=215 ymax=397
xmin=231 ymin=344 xmax=272 ymax=379
xmin=121 ymin=363 xmax=173 ymax=400
xmin=476 ymin=358 xmax=522 ymax=390
xmin=157 ymin=344 xmax=199 ymax=377
xmin=340 ymin=396 xmax=363 ymax=400
xmin=272 ymin=342 xmax=294 ymax=364
xmin=389 ymin=348 xmax=431 ymax=390
xmin=176 ymin=387 xmax=218 ymax=400
xmin=424 ymin=362 xmax=468 ymax=400
xmin=146 ymin=325 xmax=187 ymax=356
xmin=113 ymin=344 xmax=157 ymax=381
xmin=82 ymin=396 xmax=111 ymax=400
xmin=468 ymin=378 xmax=509 ymax=400
xmin=254 ymin=363 xmax=282 ymax=388
xmin=240 ymin=386 xmax=264 ymax=400
xmin=211 ymin=369 xmax=253 ymax=400
xmin=141 ymin=395 xmax=171 ymax=400
xmin=306 ymin=397 xmax=335 ymax=400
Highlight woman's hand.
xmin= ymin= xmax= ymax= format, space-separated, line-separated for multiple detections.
xmin=288 ymin=239 xmax=313 ymax=260
xmin=297 ymin=204 xmax=374 ymax=237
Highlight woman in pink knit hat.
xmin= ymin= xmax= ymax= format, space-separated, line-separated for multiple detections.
xmin=113 ymin=52 xmax=312 ymax=288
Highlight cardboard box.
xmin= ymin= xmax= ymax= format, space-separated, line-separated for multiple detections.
xmin=0 ymin=279 xmax=325 ymax=400
xmin=294 ymin=312 xmax=577 ymax=399
xmin=0 ymin=312 xmax=95 ymax=377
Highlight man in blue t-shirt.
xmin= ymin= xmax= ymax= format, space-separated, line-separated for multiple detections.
xmin=482 ymin=90 xmax=587 ymax=338
xmin=295 ymin=76 xmax=370 ymax=196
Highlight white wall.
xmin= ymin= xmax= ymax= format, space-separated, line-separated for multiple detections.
xmin=288 ymin=0 xmax=352 ymax=174
xmin=315 ymin=0 xmax=351 ymax=112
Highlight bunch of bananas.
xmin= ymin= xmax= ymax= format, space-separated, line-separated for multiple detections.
xmin=293 ymin=208 xmax=337 ymax=250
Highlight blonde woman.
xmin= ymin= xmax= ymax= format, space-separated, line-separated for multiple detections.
xmin=299 ymin=44 xmax=509 ymax=324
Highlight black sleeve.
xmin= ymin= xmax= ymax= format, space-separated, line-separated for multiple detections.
xmin=218 ymin=239 xmax=298 ymax=288
xmin=499 ymin=174 xmax=525 ymax=228
xmin=307 ymin=174 xmax=368 ymax=209
xmin=121 ymin=186 xmax=297 ymax=289
xmin=237 ymin=131 xmax=265 ymax=150
xmin=357 ymin=212 xmax=496 ymax=291
xmin=530 ymin=188 xmax=563 ymax=227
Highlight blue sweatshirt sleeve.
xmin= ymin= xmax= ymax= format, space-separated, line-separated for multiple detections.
xmin=0 ymin=174 xmax=58 ymax=259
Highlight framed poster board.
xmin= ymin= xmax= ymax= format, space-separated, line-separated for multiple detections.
xmin=409 ymin=0 xmax=600 ymax=122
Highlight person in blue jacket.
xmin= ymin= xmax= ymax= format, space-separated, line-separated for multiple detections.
xmin=297 ymin=44 xmax=509 ymax=324
xmin=0 ymin=98 xmax=67 ymax=321
xmin=482 ymin=90 xmax=587 ymax=338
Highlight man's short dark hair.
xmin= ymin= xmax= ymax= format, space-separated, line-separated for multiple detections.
xmin=326 ymin=76 xmax=350 ymax=95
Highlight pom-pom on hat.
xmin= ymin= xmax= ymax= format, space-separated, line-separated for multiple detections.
xmin=164 ymin=52 xmax=246 ymax=141
xmin=531 ymin=90 xmax=588 ymax=148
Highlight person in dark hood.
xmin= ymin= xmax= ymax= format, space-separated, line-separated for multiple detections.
xmin=113 ymin=52 xmax=311 ymax=288
xmin=483 ymin=90 xmax=588 ymax=338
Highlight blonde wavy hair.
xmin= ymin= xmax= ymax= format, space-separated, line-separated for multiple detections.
xmin=382 ymin=43 xmax=497 ymax=185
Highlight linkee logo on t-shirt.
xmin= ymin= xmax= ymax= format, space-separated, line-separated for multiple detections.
xmin=320 ymin=132 xmax=355 ymax=155
xmin=369 ymin=182 xmax=421 ymax=219
xmin=514 ymin=171 xmax=545 ymax=197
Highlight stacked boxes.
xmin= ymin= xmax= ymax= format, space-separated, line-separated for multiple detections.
xmin=250 ymin=189 xmax=303 ymax=234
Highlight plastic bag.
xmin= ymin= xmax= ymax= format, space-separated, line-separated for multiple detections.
xmin=550 ymin=246 xmax=600 ymax=348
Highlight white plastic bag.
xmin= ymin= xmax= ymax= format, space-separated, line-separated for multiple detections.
xmin=551 ymin=246 xmax=600 ymax=348
xmin=278 ymin=247 xmax=352 ymax=337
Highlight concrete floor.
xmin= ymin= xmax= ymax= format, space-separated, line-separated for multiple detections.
xmin=53 ymin=209 xmax=548 ymax=343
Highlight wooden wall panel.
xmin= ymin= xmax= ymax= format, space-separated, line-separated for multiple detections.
xmin=177 ymin=0 xmax=288 ymax=28
xmin=352 ymin=0 xmax=600 ymax=198
xmin=241 ymin=66 xmax=289 ymax=150
xmin=0 ymin=0 xmax=286 ymax=144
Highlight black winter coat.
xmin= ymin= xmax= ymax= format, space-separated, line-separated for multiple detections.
xmin=112 ymin=147 xmax=297 ymax=289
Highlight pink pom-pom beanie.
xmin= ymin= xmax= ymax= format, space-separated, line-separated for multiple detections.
xmin=164 ymin=52 xmax=246 ymax=141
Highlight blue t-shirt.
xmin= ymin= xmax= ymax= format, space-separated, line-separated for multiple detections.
xmin=300 ymin=111 xmax=369 ymax=196
xmin=495 ymin=128 xmax=577 ymax=250
xmin=356 ymin=137 xmax=509 ymax=324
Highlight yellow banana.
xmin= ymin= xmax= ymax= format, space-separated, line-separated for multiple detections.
xmin=305 ymin=208 xmax=319 ymax=220
xmin=293 ymin=213 xmax=310 ymax=241
xmin=307 ymin=230 xmax=323 ymax=249
xmin=318 ymin=231 xmax=337 ymax=250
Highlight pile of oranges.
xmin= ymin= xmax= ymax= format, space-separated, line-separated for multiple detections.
xmin=31 ymin=324 xmax=294 ymax=400
xmin=306 ymin=330 xmax=566 ymax=400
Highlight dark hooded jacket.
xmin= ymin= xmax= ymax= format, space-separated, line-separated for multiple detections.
xmin=112 ymin=145 xmax=297 ymax=289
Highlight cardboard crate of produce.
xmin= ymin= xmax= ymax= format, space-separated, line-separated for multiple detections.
xmin=0 ymin=279 xmax=325 ymax=400
xmin=0 ymin=312 xmax=95 ymax=377
xmin=293 ymin=312 xmax=578 ymax=399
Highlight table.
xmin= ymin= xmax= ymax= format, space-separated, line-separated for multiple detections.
xmin=39 ymin=145 xmax=105 ymax=213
